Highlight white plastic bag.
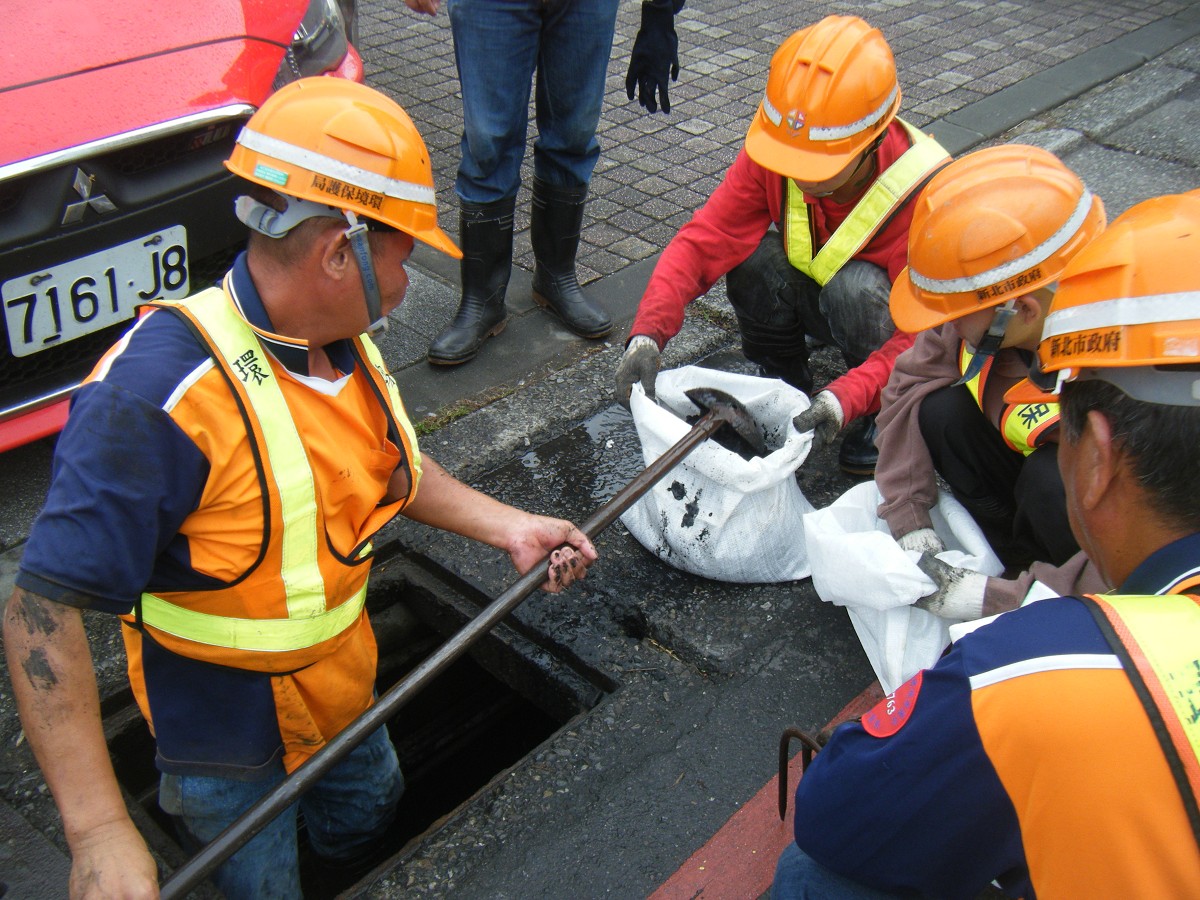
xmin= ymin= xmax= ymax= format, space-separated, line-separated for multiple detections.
xmin=620 ymin=366 xmax=815 ymax=582
xmin=802 ymin=481 xmax=1003 ymax=693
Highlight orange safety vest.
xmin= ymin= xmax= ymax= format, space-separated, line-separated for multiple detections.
xmin=1084 ymin=592 xmax=1200 ymax=847
xmin=783 ymin=119 xmax=949 ymax=285
xmin=125 ymin=285 xmax=420 ymax=674
xmin=958 ymin=344 xmax=1058 ymax=455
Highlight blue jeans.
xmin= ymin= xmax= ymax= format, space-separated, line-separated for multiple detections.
xmin=726 ymin=230 xmax=895 ymax=393
xmin=772 ymin=843 xmax=908 ymax=900
xmin=447 ymin=0 xmax=620 ymax=202
xmin=160 ymin=725 xmax=404 ymax=900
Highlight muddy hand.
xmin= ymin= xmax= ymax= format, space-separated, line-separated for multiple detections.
xmin=546 ymin=544 xmax=587 ymax=592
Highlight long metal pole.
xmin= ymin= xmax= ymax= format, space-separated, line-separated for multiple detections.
xmin=160 ymin=406 xmax=735 ymax=898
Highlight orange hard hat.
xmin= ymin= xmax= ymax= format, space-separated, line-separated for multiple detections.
xmin=1030 ymin=189 xmax=1200 ymax=400
xmin=890 ymin=145 xmax=1105 ymax=333
xmin=745 ymin=16 xmax=899 ymax=183
xmin=226 ymin=77 xmax=460 ymax=259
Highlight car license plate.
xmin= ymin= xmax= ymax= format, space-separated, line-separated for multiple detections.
xmin=3 ymin=226 xmax=190 ymax=358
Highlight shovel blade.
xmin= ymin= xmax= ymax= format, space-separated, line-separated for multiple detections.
xmin=683 ymin=386 xmax=767 ymax=457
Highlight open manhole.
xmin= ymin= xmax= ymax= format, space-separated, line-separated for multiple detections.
xmin=100 ymin=545 xmax=613 ymax=897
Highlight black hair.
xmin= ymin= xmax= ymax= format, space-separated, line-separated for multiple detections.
xmin=1060 ymin=379 xmax=1200 ymax=532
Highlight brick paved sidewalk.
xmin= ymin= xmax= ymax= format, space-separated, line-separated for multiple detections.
xmin=358 ymin=0 xmax=1190 ymax=284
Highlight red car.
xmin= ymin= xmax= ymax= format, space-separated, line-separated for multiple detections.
xmin=0 ymin=0 xmax=362 ymax=452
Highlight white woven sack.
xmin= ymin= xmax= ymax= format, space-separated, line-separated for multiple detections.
xmin=802 ymin=481 xmax=1004 ymax=693
xmin=620 ymin=365 xmax=815 ymax=582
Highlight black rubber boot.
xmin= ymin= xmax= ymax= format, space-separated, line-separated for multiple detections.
xmin=838 ymin=413 xmax=879 ymax=477
xmin=428 ymin=197 xmax=513 ymax=365
xmin=530 ymin=177 xmax=614 ymax=339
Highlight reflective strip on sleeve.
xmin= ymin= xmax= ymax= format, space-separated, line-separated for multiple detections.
xmin=968 ymin=653 xmax=1123 ymax=691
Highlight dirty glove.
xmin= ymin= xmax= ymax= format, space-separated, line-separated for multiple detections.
xmin=913 ymin=552 xmax=987 ymax=621
xmin=616 ymin=335 xmax=661 ymax=406
xmin=625 ymin=1 xmax=682 ymax=114
xmin=791 ymin=391 xmax=843 ymax=448
xmin=897 ymin=528 xmax=946 ymax=556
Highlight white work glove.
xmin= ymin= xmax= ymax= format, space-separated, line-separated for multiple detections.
xmin=791 ymin=390 xmax=844 ymax=448
xmin=616 ymin=335 xmax=661 ymax=407
xmin=897 ymin=528 xmax=946 ymax=556
xmin=913 ymin=552 xmax=987 ymax=621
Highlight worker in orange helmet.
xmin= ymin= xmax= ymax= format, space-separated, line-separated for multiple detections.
xmin=3 ymin=78 xmax=596 ymax=898
xmin=617 ymin=15 xmax=950 ymax=476
xmin=872 ymin=144 xmax=1110 ymax=620
xmin=774 ymin=188 xmax=1200 ymax=898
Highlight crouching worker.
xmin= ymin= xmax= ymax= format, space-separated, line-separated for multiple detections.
xmin=772 ymin=190 xmax=1200 ymax=898
xmin=617 ymin=14 xmax=950 ymax=476
xmin=3 ymin=79 xmax=596 ymax=899
xmin=870 ymin=145 xmax=1109 ymax=619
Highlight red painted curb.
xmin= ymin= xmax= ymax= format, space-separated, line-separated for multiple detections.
xmin=649 ymin=682 xmax=884 ymax=900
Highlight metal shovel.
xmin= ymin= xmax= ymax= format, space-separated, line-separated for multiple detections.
xmin=160 ymin=387 xmax=762 ymax=898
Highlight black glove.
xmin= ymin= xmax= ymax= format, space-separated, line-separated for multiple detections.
xmin=625 ymin=2 xmax=681 ymax=114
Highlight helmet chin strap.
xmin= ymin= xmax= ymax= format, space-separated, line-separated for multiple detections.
xmin=343 ymin=211 xmax=389 ymax=337
xmin=955 ymin=298 xmax=1017 ymax=385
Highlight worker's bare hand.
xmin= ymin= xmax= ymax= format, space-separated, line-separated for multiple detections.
xmin=69 ymin=819 xmax=158 ymax=899
xmin=403 ymin=0 xmax=440 ymax=15
xmin=507 ymin=517 xmax=598 ymax=593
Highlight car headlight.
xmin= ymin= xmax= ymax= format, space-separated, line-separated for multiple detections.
xmin=273 ymin=0 xmax=351 ymax=89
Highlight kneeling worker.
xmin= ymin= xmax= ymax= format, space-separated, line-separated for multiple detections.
xmin=869 ymin=145 xmax=1107 ymax=617
xmin=616 ymin=14 xmax=950 ymax=475
xmin=773 ymin=189 xmax=1200 ymax=898
xmin=3 ymin=79 xmax=597 ymax=897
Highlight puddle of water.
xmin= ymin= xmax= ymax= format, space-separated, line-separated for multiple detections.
xmin=488 ymin=405 xmax=645 ymax=515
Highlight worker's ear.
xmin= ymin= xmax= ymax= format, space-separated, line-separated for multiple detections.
xmin=316 ymin=224 xmax=354 ymax=282
xmin=1075 ymin=409 xmax=1121 ymax=512
xmin=1014 ymin=291 xmax=1046 ymax=324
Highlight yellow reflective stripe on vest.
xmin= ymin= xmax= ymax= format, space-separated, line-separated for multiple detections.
xmin=784 ymin=120 xmax=949 ymax=286
xmin=141 ymin=287 xmax=335 ymax=650
xmin=139 ymin=583 xmax=367 ymax=652
xmin=959 ymin=344 xmax=1058 ymax=456
xmin=959 ymin=342 xmax=989 ymax=409
xmin=185 ymin=288 xmax=325 ymax=616
xmin=357 ymin=333 xmax=421 ymax=479
xmin=1088 ymin=593 xmax=1200 ymax=824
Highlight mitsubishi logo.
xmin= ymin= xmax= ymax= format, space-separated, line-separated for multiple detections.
xmin=61 ymin=167 xmax=118 ymax=225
